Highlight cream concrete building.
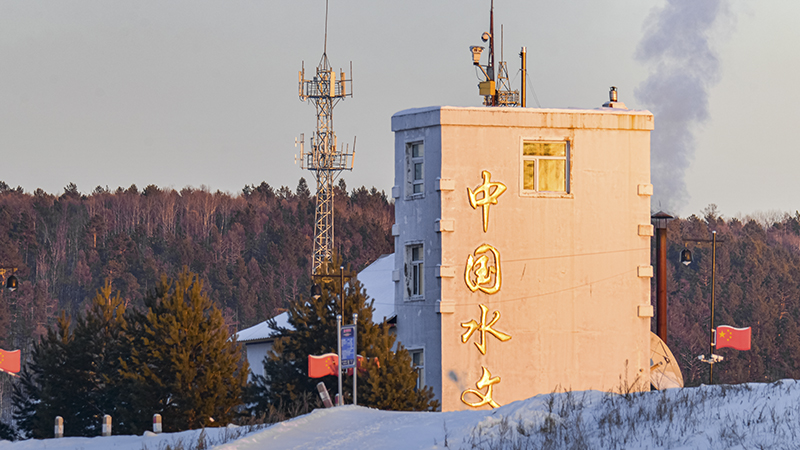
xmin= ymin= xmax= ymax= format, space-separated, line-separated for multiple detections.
xmin=391 ymin=105 xmax=655 ymax=411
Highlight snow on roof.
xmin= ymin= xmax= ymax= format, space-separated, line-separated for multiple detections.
xmin=234 ymin=254 xmax=395 ymax=344
xmin=356 ymin=253 xmax=395 ymax=323
xmin=235 ymin=312 xmax=291 ymax=343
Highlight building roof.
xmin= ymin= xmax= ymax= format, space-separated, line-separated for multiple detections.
xmin=234 ymin=253 xmax=396 ymax=344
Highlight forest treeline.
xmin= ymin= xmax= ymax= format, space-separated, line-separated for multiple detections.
xmin=0 ymin=178 xmax=393 ymax=355
xmin=3 ymin=177 xmax=800 ymax=412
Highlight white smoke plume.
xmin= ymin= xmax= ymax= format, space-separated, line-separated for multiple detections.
xmin=635 ymin=0 xmax=730 ymax=214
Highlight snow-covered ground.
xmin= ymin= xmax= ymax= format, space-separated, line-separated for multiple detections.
xmin=5 ymin=380 xmax=800 ymax=450
xmin=0 ymin=425 xmax=261 ymax=450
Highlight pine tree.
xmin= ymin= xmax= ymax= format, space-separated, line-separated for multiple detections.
xmin=72 ymin=281 xmax=132 ymax=434
xmin=12 ymin=282 xmax=130 ymax=438
xmin=250 ymin=256 xmax=438 ymax=416
xmin=12 ymin=313 xmax=74 ymax=438
xmin=120 ymin=269 xmax=248 ymax=432
xmin=0 ymin=420 xmax=15 ymax=441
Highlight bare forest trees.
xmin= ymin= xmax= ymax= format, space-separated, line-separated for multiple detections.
xmin=0 ymin=179 xmax=393 ymax=351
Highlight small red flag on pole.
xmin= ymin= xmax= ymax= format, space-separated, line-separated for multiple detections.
xmin=309 ymin=354 xmax=380 ymax=378
xmin=346 ymin=355 xmax=379 ymax=376
xmin=715 ymin=326 xmax=751 ymax=351
xmin=308 ymin=353 xmax=339 ymax=378
xmin=0 ymin=349 xmax=21 ymax=374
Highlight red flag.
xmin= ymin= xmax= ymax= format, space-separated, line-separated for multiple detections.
xmin=0 ymin=349 xmax=20 ymax=374
xmin=308 ymin=353 xmax=338 ymax=378
xmin=346 ymin=355 xmax=380 ymax=375
xmin=716 ymin=326 xmax=751 ymax=351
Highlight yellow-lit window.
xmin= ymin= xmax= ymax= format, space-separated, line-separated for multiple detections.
xmin=522 ymin=141 xmax=568 ymax=193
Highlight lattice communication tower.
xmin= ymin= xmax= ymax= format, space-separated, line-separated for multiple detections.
xmin=296 ymin=17 xmax=355 ymax=275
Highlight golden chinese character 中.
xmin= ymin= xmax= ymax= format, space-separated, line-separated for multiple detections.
xmin=461 ymin=366 xmax=502 ymax=409
xmin=468 ymin=170 xmax=507 ymax=233
xmin=465 ymin=244 xmax=501 ymax=294
xmin=461 ymin=304 xmax=512 ymax=355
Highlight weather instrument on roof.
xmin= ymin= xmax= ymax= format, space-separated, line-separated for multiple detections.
xmin=469 ymin=0 xmax=527 ymax=107
xmin=295 ymin=0 xmax=356 ymax=275
xmin=650 ymin=332 xmax=684 ymax=390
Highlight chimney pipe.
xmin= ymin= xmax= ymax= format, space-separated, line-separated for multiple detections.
xmin=652 ymin=211 xmax=673 ymax=344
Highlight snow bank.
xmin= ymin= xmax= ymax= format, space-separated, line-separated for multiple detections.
xmin=6 ymin=380 xmax=800 ymax=449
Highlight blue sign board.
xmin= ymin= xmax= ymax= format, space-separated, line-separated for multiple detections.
xmin=341 ymin=325 xmax=357 ymax=369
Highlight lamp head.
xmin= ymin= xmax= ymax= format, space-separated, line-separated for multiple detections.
xmin=311 ymin=283 xmax=322 ymax=299
xmin=481 ymin=32 xmax=491 ymax=42
xmin=6 ymin=275 xmax=17 ymax=292
xmin=680 ymin=249 xmax=692 ymax=266
xmin=470 ymin=46 xmax=484 ymax=65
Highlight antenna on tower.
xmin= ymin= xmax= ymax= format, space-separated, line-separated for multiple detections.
xmin=296 ymin=0 xmax=356 ymax=275
xmin=469 ymin=1 xmax=526 ymax=107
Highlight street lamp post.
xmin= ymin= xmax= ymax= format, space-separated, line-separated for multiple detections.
xmin=310 ymin=264 xmax=352 ymax=406
xmin=709 ymin=231 xmax=717 ymax=384
xmin=681 ymin=230 xmax=723 ymax=384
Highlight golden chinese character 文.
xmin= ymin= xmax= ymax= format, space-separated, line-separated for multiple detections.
xmin=461 ymin=304 xmax=511 ymax=354
xmin=468 ymin=170 xmax=507 ymax=232
xmin=465 ymin=244 xmax=501 ymax=294
xmin=461 ymin=366 xmax=502 ymax=409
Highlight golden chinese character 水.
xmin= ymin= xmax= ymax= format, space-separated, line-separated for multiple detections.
xmin=461 ymin=304 xmax=511 ymax=354
xmin=468 ymin=170 xmax=507 ymax=233
xmin=465 ymin=244 xmax=501 ymax=294
xmin=461 ymin=366 xmax=502 ymax=409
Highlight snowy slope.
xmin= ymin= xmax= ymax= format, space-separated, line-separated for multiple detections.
xmin=5 ymin=380 xmax=800 ymax=449
xmin=218 ymin=380 xmax=800 ymax=450
xmin=0 ymin=426 xmax=260 ymax=450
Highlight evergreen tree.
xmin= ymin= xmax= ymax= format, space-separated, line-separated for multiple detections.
xmin=249 ymin=256 xmax=438 ymax=416
xmin=0 ymin=420 xmax=15 ymax=441
xmin=120 ymin=269 xmax=248 ymax=432
xmin=12 ymin=282 xmax=130 ymax=438
xmin=12 ymin=313 xmax=75 ymax=438
xmin=72 ymin=281 xmax=132 ymax=434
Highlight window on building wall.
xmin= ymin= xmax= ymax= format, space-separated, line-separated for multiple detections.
xmin=522 ymin=141 xmax=569 ymax=193
xmin=406 ymin=244 xmax=424 ymax=299
xmin=410 ymin=349 xmax=424 ymax=390
xmin=407 ymin=142 xmax=424 ymax=197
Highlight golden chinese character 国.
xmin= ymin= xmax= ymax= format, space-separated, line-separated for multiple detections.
xmin=461 ymin=366 xmax=502 ymax=409
xmin=461 ymin=304 xmax=511 ymax=354
xmin=467 ymin=170 xmax=507 ymax=232
xmin=465 ymin=244 xmax=501 ymax=294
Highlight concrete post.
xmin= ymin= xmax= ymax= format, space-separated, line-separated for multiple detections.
xmin=101 ymin=414 xmax=112 ymax=437
xmin=153 ymin=414 xmax=162 ymax=433
xmin=54 ymin=416 xmax=63 ymax=438
xmin=316 ymin=382 xmax=334 ymax=408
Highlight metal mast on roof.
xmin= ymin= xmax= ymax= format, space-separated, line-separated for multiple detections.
xmin=296 ymin=0 xmax=355 ymax=275
xmin=469 ymin=0 xmax=525 ymax=107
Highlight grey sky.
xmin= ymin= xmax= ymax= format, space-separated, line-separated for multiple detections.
xmin=0 ymin=1 xmax=797 ymax=217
